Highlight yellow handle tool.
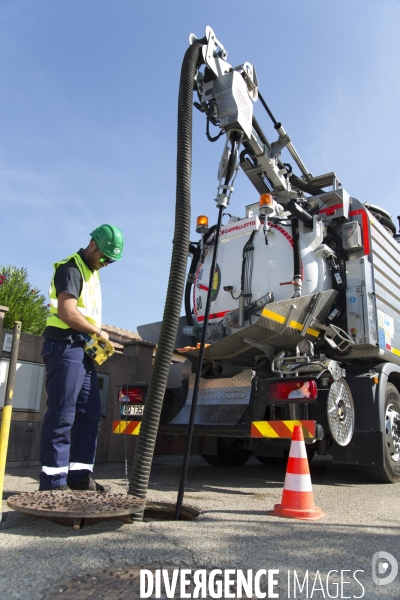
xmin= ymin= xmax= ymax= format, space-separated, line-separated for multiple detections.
xmin=83 ymin=334 xmax=115 ymax=365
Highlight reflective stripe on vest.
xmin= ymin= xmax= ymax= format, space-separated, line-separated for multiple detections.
xmin=46 ymin=252 xmax=102 ymax=330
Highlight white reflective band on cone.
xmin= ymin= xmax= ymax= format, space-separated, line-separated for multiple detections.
xmin=41 ymin=466 xmax=69 ymax=475
xmin=69 ymin=462 xmax=94 ymax=471
xmin=284 ymin=473 xmax=313 ymax=492
xmin=288 ymin=440 xmax=308 ymax=459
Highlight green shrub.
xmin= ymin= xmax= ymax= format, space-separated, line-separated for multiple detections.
xmin=0 ymin=266 xmax=48 ymax=335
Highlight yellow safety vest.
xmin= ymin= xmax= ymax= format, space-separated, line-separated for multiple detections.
xmin=46 ymin=252 xmax=102 ymax=330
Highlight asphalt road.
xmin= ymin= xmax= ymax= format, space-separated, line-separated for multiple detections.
xmin=1 ymin=454 xmax=400 ymax=599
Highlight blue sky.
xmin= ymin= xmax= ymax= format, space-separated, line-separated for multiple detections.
xmin=1 ymin=0 xmax=399 ymax=333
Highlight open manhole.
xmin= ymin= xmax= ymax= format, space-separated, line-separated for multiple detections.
xmin=143 ymin=501 xmax=201 ymax=521
xmin=6 ymin=493 xmax=201 ymax=529
xmin=47 ymin=566 xmax=227 ymax=599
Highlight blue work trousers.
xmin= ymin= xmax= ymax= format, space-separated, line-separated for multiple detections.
xmin=39 ymin=339 xmax=101 ymax=490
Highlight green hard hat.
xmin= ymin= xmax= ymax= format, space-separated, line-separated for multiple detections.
xmin=90 ymin=224 xmax=124 ymax=260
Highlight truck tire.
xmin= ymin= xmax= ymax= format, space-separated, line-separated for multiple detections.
xmin=256 ymin=456 xmax=286 ymax=466
xmin=202 ymin=438 xmax=251 ymax=467
xmin=256 ymin=446 xmax=314 ymax=466
xmin=362 ymin=383 xmax=400 ymax=483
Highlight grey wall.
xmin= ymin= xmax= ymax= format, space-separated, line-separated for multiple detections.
xmin=0 ymin=325 xmax=154 ymax=465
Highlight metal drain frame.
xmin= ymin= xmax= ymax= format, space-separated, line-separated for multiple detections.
xmin=47 ymin=566 xmax=226 ymax=599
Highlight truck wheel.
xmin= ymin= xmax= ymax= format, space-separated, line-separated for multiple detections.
xmin=202 ymin=438 xmax=251 ymax=467
xmin=256 ymin=456 xmax=286 ymax=465
xmin=362 ymin=383 xmax=400 ymax=483
xmin=256 ymin=446 xmax=314 ymax=466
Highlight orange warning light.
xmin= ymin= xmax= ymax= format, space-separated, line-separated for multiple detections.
xmin=259 ymin=194 xmax=275 ymax=214
xmin=196 ymin=215 xmax=209 ymax=234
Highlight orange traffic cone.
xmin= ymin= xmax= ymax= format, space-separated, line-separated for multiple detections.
xmin=269 ymin=425 xmax=324 ymax=520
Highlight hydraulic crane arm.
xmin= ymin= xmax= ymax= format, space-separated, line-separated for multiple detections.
xmin=191 ymin=26 xmax=314 ymax=204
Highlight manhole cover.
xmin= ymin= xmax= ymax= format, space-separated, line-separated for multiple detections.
xmin=47 ymin=567 xmax=235 ymax=599
xmin=7 ymin=491 xmax=144 ymax=529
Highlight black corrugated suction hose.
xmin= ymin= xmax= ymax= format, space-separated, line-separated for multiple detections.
xmin=288 ymin=173 xmax=324 ymax=197
xmin=128 ymin=41 xmax=204 ymax=512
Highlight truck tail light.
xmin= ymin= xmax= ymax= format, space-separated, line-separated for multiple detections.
xmin=118 ymin=387 xmax=145 ymax=403
xmin=269 ymin=380 xmax=318 ymax=401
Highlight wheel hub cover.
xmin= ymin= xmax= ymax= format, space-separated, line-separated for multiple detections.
xmin=326 ymin=379 xmax=354 ymax=446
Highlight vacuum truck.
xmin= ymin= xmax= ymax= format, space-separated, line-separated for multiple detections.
xmin=115 ymin=27 xmax=400 ymax=484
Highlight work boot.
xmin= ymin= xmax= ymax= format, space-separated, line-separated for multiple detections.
xmin=68 ymin=474 xmax=111 ymax=493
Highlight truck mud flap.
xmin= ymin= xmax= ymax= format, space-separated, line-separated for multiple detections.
xmin=330 ymin=431 xmax=384 ymax=466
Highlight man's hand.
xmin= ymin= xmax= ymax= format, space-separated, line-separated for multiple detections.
xmin=99 ymin=330 xmax=109 ymax=340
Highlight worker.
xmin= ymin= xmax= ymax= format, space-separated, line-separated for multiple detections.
xmin=39 ymin=225 xmax=124 ymax=491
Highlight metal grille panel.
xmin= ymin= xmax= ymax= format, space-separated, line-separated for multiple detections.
xmin=370 ymin=215 xmax=400 ymax=357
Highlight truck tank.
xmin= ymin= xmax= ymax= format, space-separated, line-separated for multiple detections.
xmin=192 ymin=206 xmax=332 ymax=342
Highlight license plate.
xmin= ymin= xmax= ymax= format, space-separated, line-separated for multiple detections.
xmin=121 ymin=404 xmax=144 ymax=416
